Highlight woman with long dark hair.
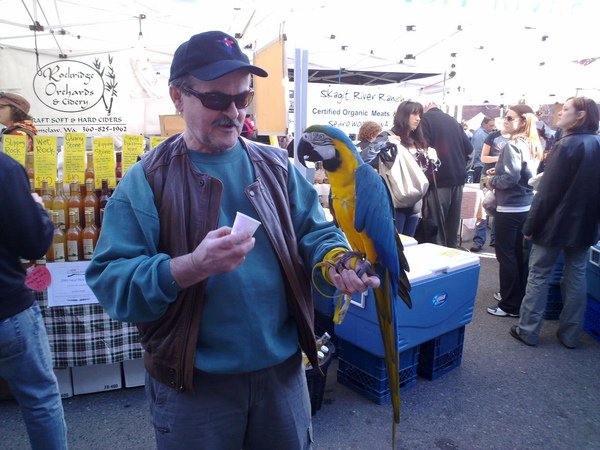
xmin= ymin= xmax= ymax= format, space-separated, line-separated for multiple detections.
xmin=510 ymin=97 xmax=600 ymax=347
xmin=382 ymin=100 xmax=434 ymax=236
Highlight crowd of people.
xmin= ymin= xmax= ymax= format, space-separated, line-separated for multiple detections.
xmin=2 ymin=28 xmax=600 ymax=450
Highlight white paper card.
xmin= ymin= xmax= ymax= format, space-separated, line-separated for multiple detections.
xmin=47 ymin=261 xmax=99 ymax=307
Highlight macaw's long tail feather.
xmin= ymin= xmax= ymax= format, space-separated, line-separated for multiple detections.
xmin=395 ymin=233 xmax=413 ymax=310
xmin=373 ymin=269 xmax=400 ymax=448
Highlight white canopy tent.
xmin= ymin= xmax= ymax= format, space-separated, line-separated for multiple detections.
xmin=1 ymin=0 xmax=599 ymax=126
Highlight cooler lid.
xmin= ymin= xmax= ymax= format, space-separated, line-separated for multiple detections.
xmin=404 ymin=243 xmax=479 ymax=282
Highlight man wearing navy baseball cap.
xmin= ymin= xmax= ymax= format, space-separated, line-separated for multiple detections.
xmin=87 ymin=31 xmax=374 ymax=449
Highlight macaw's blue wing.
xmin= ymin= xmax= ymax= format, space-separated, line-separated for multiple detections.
xmin=354 ymin=163 xmax=405 ymax=447
xmin=354 ymin=164 xmax=400 ymax=287
xmin=355 ymin=164 xmax=412 ymax=307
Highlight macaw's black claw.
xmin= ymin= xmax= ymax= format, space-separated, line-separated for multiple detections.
xmin=356 ymin=260 xmax=374 ymax=278
xmin=334 ymin=251 xmax=364 ymax=274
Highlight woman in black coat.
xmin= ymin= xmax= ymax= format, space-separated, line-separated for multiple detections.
xmin=510 ymin=97 xmax=600 ymax=348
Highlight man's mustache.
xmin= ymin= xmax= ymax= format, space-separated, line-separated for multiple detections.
xmin=214 ymin=117 xmax=242 ymax=128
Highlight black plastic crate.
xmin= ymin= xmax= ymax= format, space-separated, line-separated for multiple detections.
xmin=305 ymin=341 xmax=335 ymax=416
xmin=418 ymin=326 xmax=465 ymax=381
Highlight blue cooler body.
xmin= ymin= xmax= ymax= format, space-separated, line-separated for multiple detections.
xmin=335 ymin=243 xmax=480 ymax=357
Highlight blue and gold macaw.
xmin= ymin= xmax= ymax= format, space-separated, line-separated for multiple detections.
xmin=298 ymin=124 xmax=412 ymax=447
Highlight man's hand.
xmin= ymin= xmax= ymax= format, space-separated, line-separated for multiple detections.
xmin=170 ymin=227 xmax=255 ymax=289
xmin=328 ymin=259 xmax=380 ymax=296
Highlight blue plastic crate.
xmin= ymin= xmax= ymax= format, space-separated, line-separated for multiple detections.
xmin=418 ymin=326 xmax=465 ymax=381
xmin=583 ymin=295 xmax=600 ymax=343
xmin=587 ymin=250 xmax=600 ymax=301
xmin=336 ymin=344 xmax=419 ymax=404
xmin=543 ymin=283 xmax=563 ymax=320
xmin=337 ymin=339 xmax=420 ymax=381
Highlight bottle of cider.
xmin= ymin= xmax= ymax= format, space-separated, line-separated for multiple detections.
xmin=85 ymin=152 xmax=95 ymax=183
xmin=83 ymin=178 xmax=100 ymax=227
xmin=25 ymin=152 xmax=35 ymax=190
xmin=47 ymin=211 xmax=66 ymax=263
xmin=68 ymin=181 xmax=84 ymax=229
xmin=67 ymin=211 xmax=83 ymax=261
xmin=82 ymin=210 xmax=99 ymax=260
xmin=99 ymin=179 xmax=111 ymax=225
xmin=115 ymin=152 xmax=123 ymax=184
xmin=41 ymin=179 xmax=54 ymax=211
xmin=52 ymin=179 xmax=69 ymax=230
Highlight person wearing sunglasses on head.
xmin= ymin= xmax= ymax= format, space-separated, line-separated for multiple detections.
xmin=86 ymin=30 xmax=376 ymax=450
xmin=485 ymin=104 xmax=544 ymax=318
xmin=510 ymin=97 xmax=600 ymax=348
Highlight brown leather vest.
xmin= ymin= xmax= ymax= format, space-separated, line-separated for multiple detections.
xmin=139 ymin=135 xmax=318 ymax=391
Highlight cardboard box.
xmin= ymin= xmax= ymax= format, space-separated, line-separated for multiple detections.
xmin=71 ymin=363 xmax=122 ymax=395
xmin=159 ymin=114 xmax=185 ymax=136
xmin=54 ymin=368 xmax=73 ymax=399
xmin=122 ymin=359 xmax=146 ymax=388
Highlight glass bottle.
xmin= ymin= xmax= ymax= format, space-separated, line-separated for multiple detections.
xmin=52 ymin=179 xmax=69 ymax=230
xmin=68 ymin=181 xmax=84 ymax=229
xmin=115 ymin=152 xmax=123 ymax=184
xmin=66 ymin=211 xmax=83 ymax=261
xmin=82 ymin=210 xmax=99 ymax=260
xmin=25 ymin=152 xmax=35 ymax=190
xmin=99 ymin=179 xmax=111 ymax=225
xmin=85 ymin=152 xmax=95 ymax=183
xmin=83 ymin=178 xmax=100 ymax=227
xmin=47 ymin=211 xmax=66 ymax=263
xmin=41 ymin=179 xmax=54 ymax=211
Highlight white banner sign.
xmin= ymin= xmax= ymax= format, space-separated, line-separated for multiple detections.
xmin=306 ymin=83 xmax=420 ymax=136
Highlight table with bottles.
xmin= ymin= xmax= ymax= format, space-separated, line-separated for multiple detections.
xmin=34 ymin=174 xmax=143 ymax=369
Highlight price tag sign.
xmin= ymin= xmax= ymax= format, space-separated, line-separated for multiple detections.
xmin=33 ymin=136 xmax=57 ymax=189
xmin=150 ymin=136 xmax=167 ymax=149
xmin=25 ymin=265 xmax=52 ymax=291
xmin=63 ymin=132 xmax=86 ymax=184
xmin=2 ymin=135 xmax=27 ymax=166
xmin=93 ymin=137 xmax=116 ymax=189
xmin=122 ymin=135 xmax=145 ymax=175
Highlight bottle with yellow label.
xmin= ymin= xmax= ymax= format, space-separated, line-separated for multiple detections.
xmin=47 ymin=211 xmax=66 ymax=263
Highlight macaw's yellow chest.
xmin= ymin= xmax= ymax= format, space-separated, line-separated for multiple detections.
xmin=331 ymin=194 xmax=377 ymax=264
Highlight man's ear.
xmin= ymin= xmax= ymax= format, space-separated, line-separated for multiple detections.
xmin=169 ymin=86 xmax=183 ymax=113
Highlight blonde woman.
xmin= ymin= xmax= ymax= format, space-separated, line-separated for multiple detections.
xmin=486 ymin=104 xmax=543 ymax=317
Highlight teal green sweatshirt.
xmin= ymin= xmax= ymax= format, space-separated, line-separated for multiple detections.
xmin=86 ymin=142 xmax=346 ymax=373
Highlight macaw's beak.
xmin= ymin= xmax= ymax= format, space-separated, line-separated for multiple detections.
xmin=296 ymin=137 xmax=322 ymax=168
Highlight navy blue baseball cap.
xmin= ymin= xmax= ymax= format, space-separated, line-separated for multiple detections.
xmin=169 ymin=31 xmax=268 ymax=82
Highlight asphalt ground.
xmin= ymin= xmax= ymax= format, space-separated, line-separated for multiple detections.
xmin=1 ymin=240 xmax=599 ymax=449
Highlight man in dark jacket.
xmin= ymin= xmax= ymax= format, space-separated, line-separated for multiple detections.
xmin=510 ymin=97 xmax=600 ymax=348
xmin=0 ymin=151 xmax=67 ymax=449
xmin=420 ymin=103 xmax=473 ymax=248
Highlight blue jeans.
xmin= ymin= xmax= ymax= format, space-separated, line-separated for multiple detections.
xmin=517 ymin=244 xmax=589 ymax=347
xmin=147 ymin=351 xmax=312 ymax=449
xmin=395 ymin=208 xmax=420 ymax=237
xmin=473 ymin=217 xmax=495 ymax=246
xmin=0 ymin=304 xmax=68 ymax=450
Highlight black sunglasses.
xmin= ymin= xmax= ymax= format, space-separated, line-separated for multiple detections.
xmin=503 ymin=115 xmax=520 ymax=122
xmin=180 ymin=86 xmax=254 ymax=111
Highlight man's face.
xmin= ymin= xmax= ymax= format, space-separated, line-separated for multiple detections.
xmin=483 ymin=120 xmax=496 ymax=132
xmin=171 ymin=71 xmax=252 ymax=153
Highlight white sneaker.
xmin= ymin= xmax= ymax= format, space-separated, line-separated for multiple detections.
xmin=487 ymin=305 xmax=519 ymax=317
xmin=493 ymin=292 xmax=502 ymax=302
